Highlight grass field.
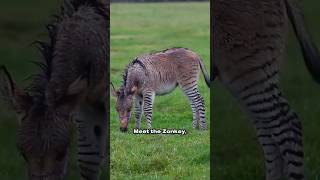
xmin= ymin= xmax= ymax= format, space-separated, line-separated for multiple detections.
xmin=110 ymin=2 xmax=210 ymax=180
xmin=213 ymin=1 xmax=320 ymax=179
xmin=0 ymin=1 xmax=108 ymax=179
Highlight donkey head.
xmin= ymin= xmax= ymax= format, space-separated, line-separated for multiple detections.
xmin=0 ymin=66 xmax=86 ymax=180
xmin=111 ymin=83 xmax=137 ymax=132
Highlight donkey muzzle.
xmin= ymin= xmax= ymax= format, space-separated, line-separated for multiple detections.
xmin=119 ymin=119 xmax=128 ymax=132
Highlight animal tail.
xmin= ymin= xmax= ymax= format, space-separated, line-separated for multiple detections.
xmin=285 ymin=0 xmax=320 ymax=83
xmin=198 ymin=58 xmax=211 ymax=88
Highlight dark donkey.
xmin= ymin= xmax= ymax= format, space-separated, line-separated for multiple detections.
xmin=0 ymin=0 xmax=109 ymax=179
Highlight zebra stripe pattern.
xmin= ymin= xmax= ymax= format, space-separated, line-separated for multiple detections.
xmin=134 ymin=94 xmax=143 ymax=128
xmin=212 ymin=0 xmax=311 ymax=179
xmin=142 ymin=90 xmax=155 ymax=128
xmin=236 ymin=75 xmax=304 ymax=180
xmin=74 ymin=103 xmax=107 ymax=180
xmin=182 ymin=80 xmax=207 ymax=130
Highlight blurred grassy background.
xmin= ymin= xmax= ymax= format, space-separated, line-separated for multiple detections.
xmin=110 ymin=2 xmax=210 ymax=179
xmin=0 ymin=0 xmax=108 ymax=179
xmin=213 ymin=1 xmax=320 ymax=179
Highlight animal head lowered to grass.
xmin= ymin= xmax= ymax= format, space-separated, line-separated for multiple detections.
xmin=111 ymin=82 xmax=137 ymax=133
xmin=0 ymin=65 xmax=87 ymax=180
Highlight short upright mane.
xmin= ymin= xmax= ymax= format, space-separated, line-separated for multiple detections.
xmin=27 ymin=0 xmax=108 ymax=100
xmin=149 ymin=47 xmax=188 ymax=55
xmin=122 ymin=58 xmax=146 ymax=87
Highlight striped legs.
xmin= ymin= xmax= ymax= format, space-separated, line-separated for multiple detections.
xmin=229 ymin=80 xmax=304 ymax=180
xmin=190 ymin=100 xmax=198 ymax=128
xmin=74 ymin=102 xmax=107 ymax=180
xmin=135 ymin=94 xmax=143 ymax=128
xmin=143 ymin=90 xmax=155 ymax=129
xmin=183 ymin=86 xmax=207 ymax=130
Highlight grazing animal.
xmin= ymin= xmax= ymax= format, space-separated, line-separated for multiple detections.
xmin=0 ymin=0 xmax=109 ymax=180
xmin=111 ymin=47 xmax=210 ymax=132
xmin=213 ymin=0 xmax=320 ymax=179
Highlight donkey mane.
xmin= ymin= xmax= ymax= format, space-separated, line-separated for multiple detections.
xmin=149 ymin=47 xmax=188 ymax=55
xmin=122 ymin=58 xmax=146 ymax=88
xmin=27 ymin=0 xmax=108 ymax=102
xmin=27 ymin=19 xmax=57 ymax=101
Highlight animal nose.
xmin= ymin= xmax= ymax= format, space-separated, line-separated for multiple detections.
xmin=120 ymin=127 xmax=128 ymax=132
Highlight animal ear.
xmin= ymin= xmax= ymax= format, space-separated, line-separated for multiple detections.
xmin=0 ymin=66 xmax=32 ymax=111
xmin=67 ymin=76 xmax=88 ymax=96
xmin=110 ymin=82 xmax=119 ymax=97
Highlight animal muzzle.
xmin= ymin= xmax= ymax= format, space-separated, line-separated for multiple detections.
xmin=119 ymin=119 xmax=128 ymax=132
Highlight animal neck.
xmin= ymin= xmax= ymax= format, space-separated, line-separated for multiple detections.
xmin=123 ymin=64 xmax=145 ymax=93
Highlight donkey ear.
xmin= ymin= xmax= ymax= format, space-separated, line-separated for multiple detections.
xmin=110 ymin=82 xmax=119 ymax=97
xmin=67 ymin=76 xmax=88 ymax=96
xmin=0 ymin=66 xmax=32 ymax=111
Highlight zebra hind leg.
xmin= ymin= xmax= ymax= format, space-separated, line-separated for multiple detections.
xmin=195 ymin=92 xmax=207 ymax=130
xmin=183 ymin=86 xmax=207 ymax=130
xmin=235 ymin=82 xmax=304 ymax=180
xmin=189 ymin=100 xmax=199 ymax=129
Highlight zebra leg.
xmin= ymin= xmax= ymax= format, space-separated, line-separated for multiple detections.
xmin=255 ymin=116 xmax=285 ymax=180
xmin=135 ymin=94 xmax=143 ymax=129
xmin=73 ymin=102 xmax=107 ymax=180
xmin=228 ymin=80 xmax=304 ymax=179
xmin=271 ymin=96 xmax=304 ymax=180
xmin=182 ymin=86 xmax=207 ymax=130
xmin=195 ymin=92 xmax=207 ymax=130
xmin=189 ymin=100 xmax=198 ymax=129
xmin=143 ymin=90 xmax=155 ymax=129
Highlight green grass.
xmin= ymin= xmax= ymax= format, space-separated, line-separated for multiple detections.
xmin=0 ymin=1 xmax=108 ymax=179
xmin=213 ymin=1 xmax=320 ymax=179
xmin=110 ymin=2 xmax=210 ymax=180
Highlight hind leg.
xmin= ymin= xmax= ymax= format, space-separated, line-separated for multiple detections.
xmin=189 ymin=99 xmax=199 ymax=129
xmin=194 ymin=91 xmax=207 ymax=130
xmin=250 ymin=89 xmax=303 ymax=180
xmin=221 ymin=70 xmax=304 ymax=179
xmin=181 ymin=84 xmax=207 ymax=130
